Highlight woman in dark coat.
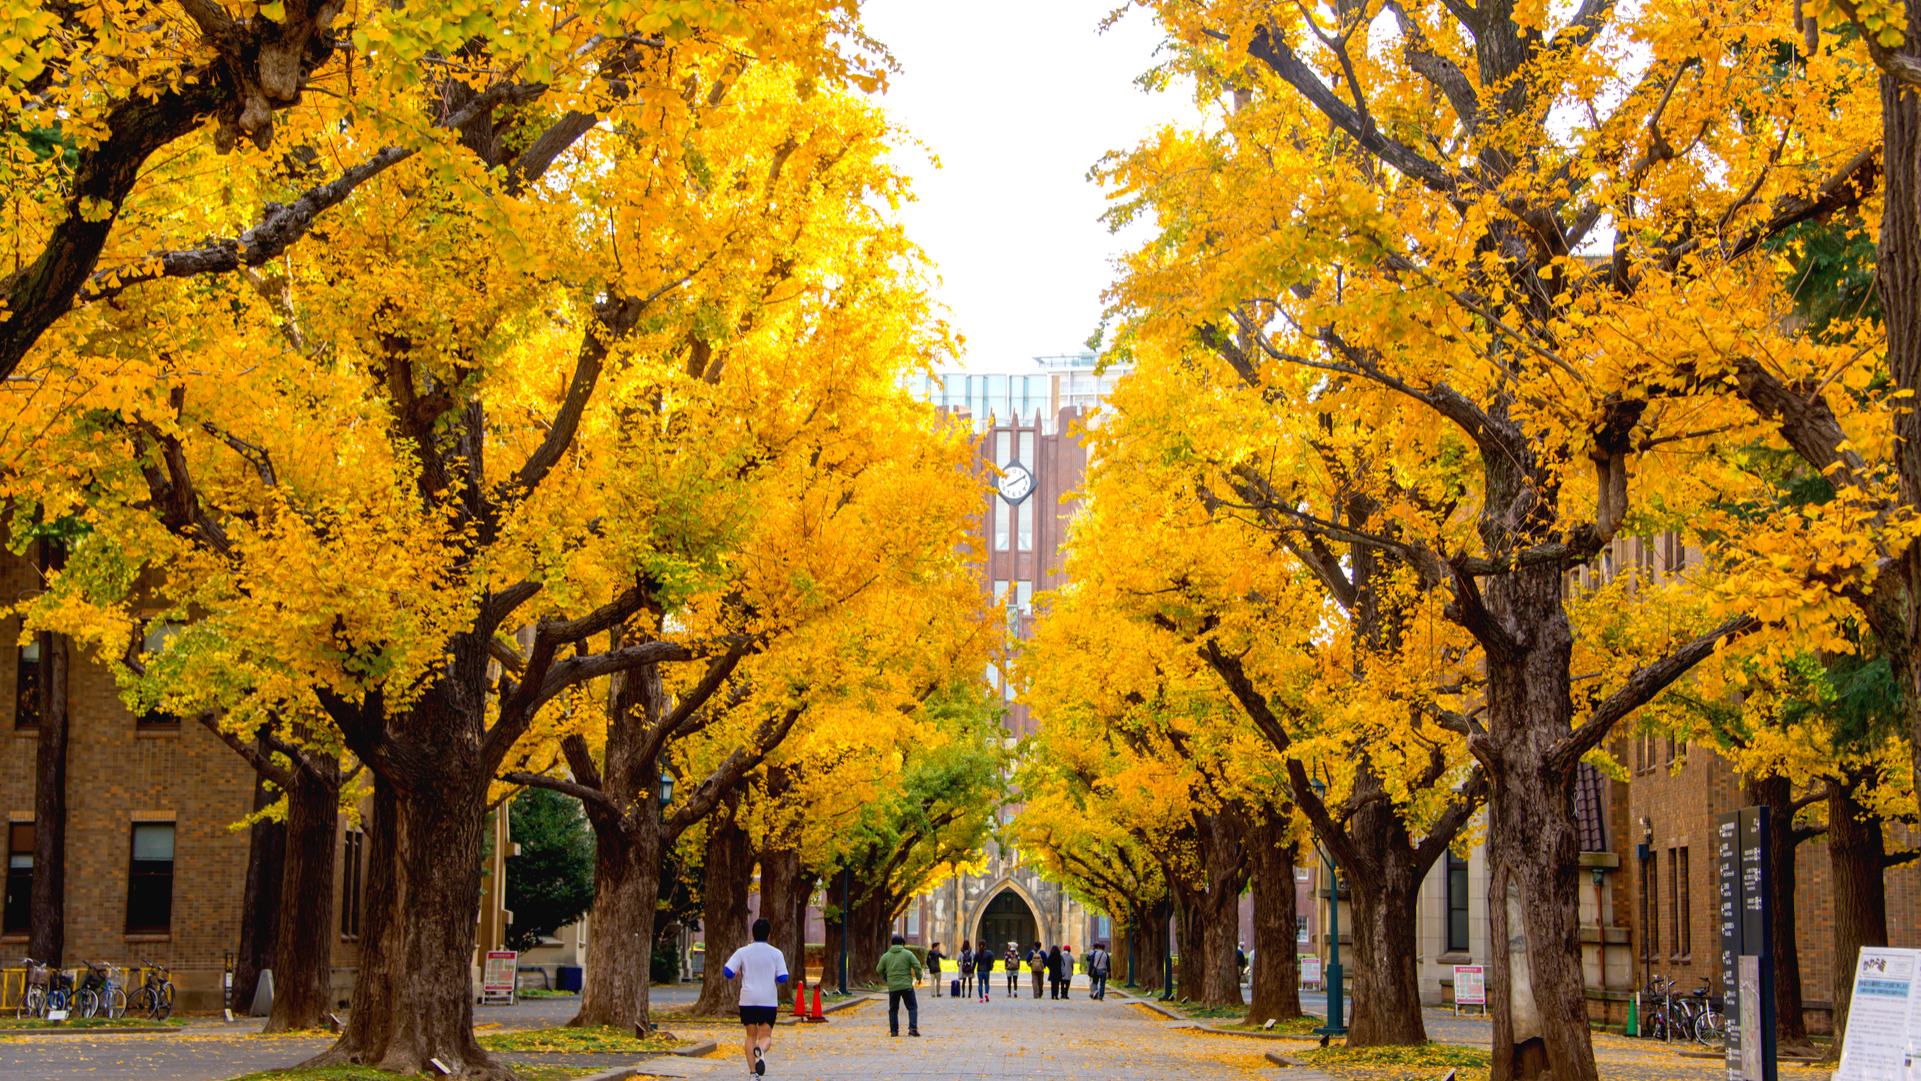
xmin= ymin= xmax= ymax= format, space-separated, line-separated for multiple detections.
xmin=1046 ymin=945 xmax=1065 ymax=999
xmin=974 ymin=942 xmax=995 ymax=1002
xmin=959 ymin=942 xmax=974 ymax=998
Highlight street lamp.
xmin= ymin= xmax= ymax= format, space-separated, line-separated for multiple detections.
xmin=838 ymin=866 xmax=851 ymax=995
xmin=1160 ymin=896 xmax=1176 ymax=1002
xmin=1310 ymin=777 xmax=1347 ymax=1041
xmin=659 ymin=769 xmax=676 ymax=806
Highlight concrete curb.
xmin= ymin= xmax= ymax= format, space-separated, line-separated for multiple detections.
xmin=0 ymin=1025 xmax=183 ymax=1037
xmin=1264 ymin=1050 xmax=1340 ymax=1077
xmin=668 ymin=1040 xmax=718 ymax=1057
xmin=1193 ymin=1023 xmax=1323 ymax=1042
xmin=573 ymin=1068 xmax=639 ymax=1081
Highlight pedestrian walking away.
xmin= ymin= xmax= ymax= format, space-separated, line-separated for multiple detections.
xmin=1004 ymin=943 xmax=1020 ymax=996
xmin=927 ymin=942 xmax=945 ymax=997
xmin=959 ymin=941 xmax=974 ymax=998
xmin=877 ymin=934 xmax=923 ymax=1037
xmin=723 ymin=917 xmax=790 ymax=1080
xmin=1061 ymin=945 xmax=1075 ymax=998
xmin=1028 ymin=942 xmax=1046 ymax=999
xmin=1046 ymin=945 xmax=1064 ymax=1000
xmin=975 ymin=940 xmax=995 ymax=1001
xmin=1237 ymin=942 xmax=1248 ymax=986
xmin=1088 ymin=942 xmax=1111 ymax=1000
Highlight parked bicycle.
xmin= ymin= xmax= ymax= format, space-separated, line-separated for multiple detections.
xmin=1639 ymin=974 xmax=1678 ymax=1041
xmin=1678 ymin=977 xmax=1725 ymax=1046
xmin=16 ymin=958 xmax=51 ymax=1019
xmin=76 ymin=961 xmax=127 ymax=1020
xmin=128 ymin=963 xmax=173 ymax=1021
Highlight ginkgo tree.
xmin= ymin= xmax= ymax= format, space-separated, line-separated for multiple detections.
xmin=1096 ymin=0 xmax=1881 ymax=1072
xmin=3 ymin=20 xmax=950 ymax=1081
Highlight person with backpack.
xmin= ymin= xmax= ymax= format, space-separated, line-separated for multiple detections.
xmin=722 ymin=917 xmax=790 ymax=1079
xmin=1061 ymin=945 xmax=1076 ymax=998
xmin=1088 ymin=942 xmax=1111 ymax=1000
xmin=958 ymin=942 xmax=974 ymax=998
xmin=974 ymin=939 xmax=995 ymax=1002
xmin=927 ymin=943 xmax=945 ymax=997
xmin=1004 ymin=943 xmax=1020 ymax=996
xmin=1027 ymin=942 xmax=1046 ymax=999
xmin=876 ymin=934 xmax=924 ymax=1037
xmin=1046 ymin=945 xmax=1065 ymax=1000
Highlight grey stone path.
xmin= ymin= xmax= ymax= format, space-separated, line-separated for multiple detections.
xmin=0 ymin=984 xmax=1302 ymax=1081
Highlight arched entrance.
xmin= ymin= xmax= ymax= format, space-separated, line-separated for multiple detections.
xmin=976 ymin=888 xmax=1039 ymax=955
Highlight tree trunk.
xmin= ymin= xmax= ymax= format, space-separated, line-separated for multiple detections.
xmin=1247 ymin=829 xmax=1303 ymax=1024
xmin=28 ymin=625 xmax=67 ymax=966
xmin=758 ymin=845 xmax=805 ymax=1004
xmin=1134 ymin=899 xmax=1169 ymax=995
xmin=847 ymin=886 xmax=894 ymax=988
xmin=1879 ymin=52 xmax=1921 ymax=810
xmin=1174 ymin=883 xmax=1205 ymax=1000
xmin=691 ymin=806 xmax=752 ymax=1015
xmin=1826 ymin=776 xmax=1889 ymax=1062
xmin=235 ymin=775 xmax=284 ymax=1016
xmin=1196 ymin=811 xmax=1248 ymax=1008
xmin=307 ymin=704 xmax=506 ymax=1080
xmin=1339 ymin=798 xmax=1433 ymax=1046
xmin=572 ymin=812 xmax=660 ymax=1030
xmin=823 ymin=872 xmax=846 ymax=989
xmin=264 ymin=764 xmax=340 ymax=1033
xmin=1746 ymin=774 xmax=1814 ymax=1050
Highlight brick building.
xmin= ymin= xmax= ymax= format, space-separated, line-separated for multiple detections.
xmin=1 ymin=542 xmax=515 ymax=1012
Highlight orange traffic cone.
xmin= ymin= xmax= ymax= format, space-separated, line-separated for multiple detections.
xmin=793 ymin=979 xmax=807 ymax=1020
xmin=808 ymin=984 xmax=826 ymax=1022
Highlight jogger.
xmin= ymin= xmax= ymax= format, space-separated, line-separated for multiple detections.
xmin=723 ymin=918 xmax=790 ymax=1080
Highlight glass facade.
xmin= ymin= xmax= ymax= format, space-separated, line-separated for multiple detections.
xmin=900 ymin=354 xmax=1129 ymax=433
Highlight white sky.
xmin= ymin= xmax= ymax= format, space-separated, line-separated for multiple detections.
xmin=861 ymin=1 xmax=1196 ymax=371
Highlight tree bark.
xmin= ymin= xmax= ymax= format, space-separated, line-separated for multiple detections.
xmin=1174 ymin=882 xmax=1205 ymax=1000
xmin=264 ymin=764 xmax=340 ymax=1033
xmin=847 ymin=886 xmax=894 ymax=987
xmin=234 ymin=775 xmax=284 ymax=1016
xmin=307 ymin=687 xmax=506 ymax=1080
xmin=758 ymin=845 xmax=806 ymax=1004
xmin=1826 ymin=775 xmax=1889 ymax=1062
xmin=1880 ymin=48 xmax=1921 ymax=811
xmin=573 ymin=810 xmax=660 ymax=1030
xmin=1195 ymin=811 xmax=1248 ymax=1008
xmin=1341 ymin=799 xmax=1433 ymax=1045
xmin=1134 ymin=898 xmax=1170 ymax=995
xmin=27 ymin=624 xmax=67 ymax=966
xmin=691 ymin=805 xmax=752 ymax=1015
xmin=1478 ymin=564 xmax=1595 ymax=1081
xmin=1247 ymin=828 xmax=1303 ymax=1024
xmin=1746 ymin=774 xmax=1814 ymax=1050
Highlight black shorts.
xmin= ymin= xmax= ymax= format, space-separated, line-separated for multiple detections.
xmin=739 ymin=1005 xmax=778 ymax=1026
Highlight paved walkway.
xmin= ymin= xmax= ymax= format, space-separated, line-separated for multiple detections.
xmin=0 ymin=980 xmax=1814 ymax=1081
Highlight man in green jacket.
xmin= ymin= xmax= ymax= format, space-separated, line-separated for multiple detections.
xmin=876 ymin=934 xmax=923 ymax=1037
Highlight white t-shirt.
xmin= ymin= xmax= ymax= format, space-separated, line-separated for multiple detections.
xmin=723 ymin=941 xmax=791 ymax=1007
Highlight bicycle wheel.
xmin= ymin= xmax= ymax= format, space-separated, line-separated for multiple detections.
xmin=104 ymin=987 xmax=127 ymax=1019
xmin=1694 ymin=1009 xmax=1724 ymax=1046
xmin=21 ymin=984 xmax=43 ymax=1019
xmin=129 ymin=986 xmax=154 ymax=1019
xmin=45 ymin=988 xmax=67 ymax=1016
xmin=154 ymin=983 xmax=174 ymax=1021
xmin=73 ymin=989 xmax=98 ymax=1018
xmin=1646 ymin=1006 xmax=1669 ymax=1041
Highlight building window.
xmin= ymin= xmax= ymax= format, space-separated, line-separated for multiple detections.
xmin=14 ymin=639 xmax=40 ymax=729
xmin=906 ymin=910 xmax=919 ymax=936
xmin=126 ymin=823 xmax=175 ymax=934
xmin=1677 ymin=846 xmax=1690 ymax=958
xmin=137 ymin=623 xmax=183 ymax=729
xmin=340 ymin=828 xmax=364 ymax=938
xmin=1666 ymin=846 xmax=1680 ymax=958
xmin=1297 ymin=918 xmax=1311 ymax=944
xmin=994 ymin=497 xmax=1010 ymax=551
xmin=1641 ymin=848 xmax=1658 ymax=964
xmin=4 ymin=822 xmax=32 ymax=935
xmin=1017 ymin=498 xmax=1034 ymax=551
xmin=1014 ymin=581 xmax=1033 ymax=614
xmin=1446 ymin=851 xmax=1470 ymax=953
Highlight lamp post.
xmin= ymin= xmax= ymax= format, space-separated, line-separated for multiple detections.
xmin=1127 ymin=923 xmax=1137 ymax=989
xmin=838 ymin=866 xmax=851 ymax=995
xmin=658 ymin=769 xmax=675 ymax=817
xmin=1311 ymin=778 xmax=1347 ymax=1039
xmin=1160 ymin=895 xmax=1175 ymax=1001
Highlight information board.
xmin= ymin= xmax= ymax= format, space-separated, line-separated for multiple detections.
xmin=1454 ymin=965 xmax=1486 ymax=1005
xmin=1300 ymin=955 xmax=1322 ymax=986
xmin=1718 ymin=807 xmax=1776 ymax=1081
xmin=482 ymin=950 xmax=517 ymax=1004
xmin=1834 ymin=947 xmax=1921 ymax=1081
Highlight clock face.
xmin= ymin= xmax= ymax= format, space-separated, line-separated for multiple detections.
xmin=998 ymin=461 xmax=1036 ymax=505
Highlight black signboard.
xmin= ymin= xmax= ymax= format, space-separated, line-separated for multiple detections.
xmin=1718 ymin=813 xmax=1741 ymax=1080
xmin=1718 ymin=808 xmax=1776 ymax=1081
